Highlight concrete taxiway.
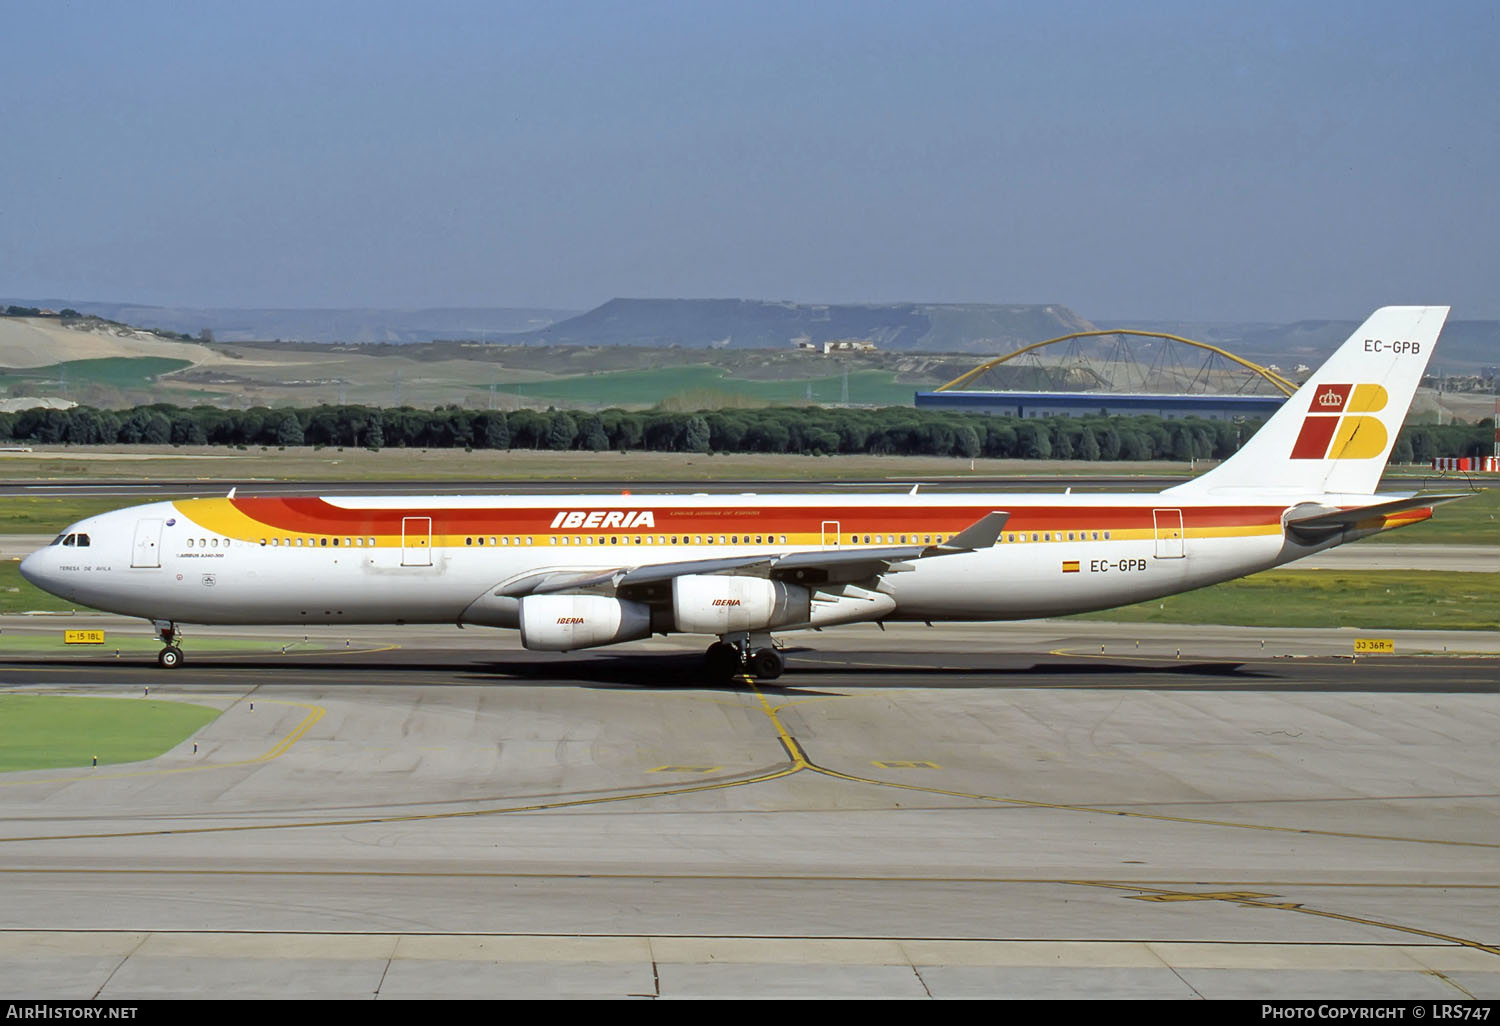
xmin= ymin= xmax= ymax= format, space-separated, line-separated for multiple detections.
xmin=0 ymin=619 xmax=1496 ymax=999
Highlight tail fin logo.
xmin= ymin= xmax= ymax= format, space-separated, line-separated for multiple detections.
xmin=1291 ymin=383 xmax=1390 ymax=459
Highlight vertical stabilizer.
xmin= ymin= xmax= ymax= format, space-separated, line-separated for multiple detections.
xmin=1168 ymin=306 xmax=1448 ymax=497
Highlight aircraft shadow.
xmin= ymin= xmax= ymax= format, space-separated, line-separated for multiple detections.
xmin=1 ymin=651 xmax=1489 ymax=693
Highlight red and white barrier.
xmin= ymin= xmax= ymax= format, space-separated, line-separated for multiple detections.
xmin=1432 ymin=456 xmax=1500 ymax=472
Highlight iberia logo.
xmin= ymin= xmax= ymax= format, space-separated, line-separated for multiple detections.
xmin=1290 ymin=383 xmax=1390 ymax=459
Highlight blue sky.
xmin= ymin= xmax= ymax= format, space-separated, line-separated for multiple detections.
xmin=2 ymin=0 xmax=1496 ymax=321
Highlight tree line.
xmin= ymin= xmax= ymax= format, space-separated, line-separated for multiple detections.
xmin=0 ymin=402 xmax=1491 ymax=461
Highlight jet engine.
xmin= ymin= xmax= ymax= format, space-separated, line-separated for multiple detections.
xmin=671 ymin=574 xmax=811 ymax=634
xmin=518 ymin=594 xmax=652 ymax=651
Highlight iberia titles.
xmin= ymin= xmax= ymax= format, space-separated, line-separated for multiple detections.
xmin=549 ymin=510 xmax=657 ymax=530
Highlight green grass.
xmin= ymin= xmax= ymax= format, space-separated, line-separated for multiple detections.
xmin=0 ymin=357 xmax=191 ymax=391
xmin=0 ymin=694 xmax=220 ymax=771
xmin=0 ymin=496 xmax=141 ymax=532
xmin=1069 ymin=570 xmax=1500 ymax=631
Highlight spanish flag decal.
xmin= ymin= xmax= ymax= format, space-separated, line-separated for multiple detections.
xmin=1062 ymin=560 xmax=1080 ymax=573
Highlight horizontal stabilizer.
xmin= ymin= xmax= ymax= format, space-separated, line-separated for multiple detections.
xmin=1284 ymin=492 xmax=1472 ymax=542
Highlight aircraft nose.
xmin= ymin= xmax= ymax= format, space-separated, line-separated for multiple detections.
xmin=18 ymin=549 xmax=52 ymax=589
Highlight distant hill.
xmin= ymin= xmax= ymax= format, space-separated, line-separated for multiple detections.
xmin=0 ymin=299 xmax=577 ymax=344
xmin=502 ymin=299 xmax=1095 ymax=353
xmin=1102 ymin=318 xmax=1499 ymax=374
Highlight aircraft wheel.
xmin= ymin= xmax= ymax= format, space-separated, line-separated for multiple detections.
xmin=158 ymin=646 xmax=184 ymax=669
xmin=704 ymin=642 xmax=742 ymax=680
xmin=749 ymin=647 xmax=784 ymax=681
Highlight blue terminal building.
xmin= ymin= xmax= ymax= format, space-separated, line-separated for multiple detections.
xmin=913 ymin=329 xmax=1298 ymax=421
xmin=913 ymin=390 xmax=1287 ymax=421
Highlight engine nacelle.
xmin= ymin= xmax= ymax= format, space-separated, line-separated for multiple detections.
xmin=518 ymin=594 xmax=652 ymax=651
xmin=672 ymin=574 xmax=811 ymax=634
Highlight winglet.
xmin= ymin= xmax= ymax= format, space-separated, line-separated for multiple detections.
xmin=932 ymin=511 xmax=1009 ymax=553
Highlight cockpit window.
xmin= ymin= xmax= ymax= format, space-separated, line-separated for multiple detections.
xmin=76 ymin=534 xmax=90 ymax=547
xmin=62 ymin=534 xmax=75 ymax=547
xmin=51 ymin=534 xmax=66 ymax=546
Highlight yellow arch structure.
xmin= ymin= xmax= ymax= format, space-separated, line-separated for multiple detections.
xmin=935 ymin=329 xmax=1299 ymax=396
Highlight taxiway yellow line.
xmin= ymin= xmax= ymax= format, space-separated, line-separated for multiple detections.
xmin=1071 ymin=880 xmax=1500 ymax=959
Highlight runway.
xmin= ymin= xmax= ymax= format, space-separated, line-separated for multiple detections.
xmin=1 ymin=621 xmax=1496 ymax=999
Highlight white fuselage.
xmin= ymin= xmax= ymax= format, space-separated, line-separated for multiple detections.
xmin=19 ymin=489 xmax=1357 ymax=634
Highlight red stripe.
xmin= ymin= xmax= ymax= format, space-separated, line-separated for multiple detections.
xmin=227 ymin=498 xmax=1290 ymax=536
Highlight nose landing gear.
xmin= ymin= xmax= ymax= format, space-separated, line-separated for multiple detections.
xmin=152 ymin=620 xmax=184 ymax=669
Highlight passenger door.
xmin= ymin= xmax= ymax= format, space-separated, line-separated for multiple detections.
xmin=401 ymin=516 xmax=433 ymax=566
xmin=131 ymin=518 xmax=162 ymax=568
xmin=1152 ymin=508 xmax=1185 ymax=559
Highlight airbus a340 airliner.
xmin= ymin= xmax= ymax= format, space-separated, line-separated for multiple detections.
xmin=20 ymin=306 xmax=1464 ymax=679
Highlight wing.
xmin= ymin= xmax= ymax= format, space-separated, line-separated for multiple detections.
xmin=495 ymin=511 xmax=1010 ymax=600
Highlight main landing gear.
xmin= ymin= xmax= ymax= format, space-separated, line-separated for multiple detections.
xmin=704 ymin=633 xmax=784 ymax=681
xmin=152 ymin=620 xmax=184 ymax=669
